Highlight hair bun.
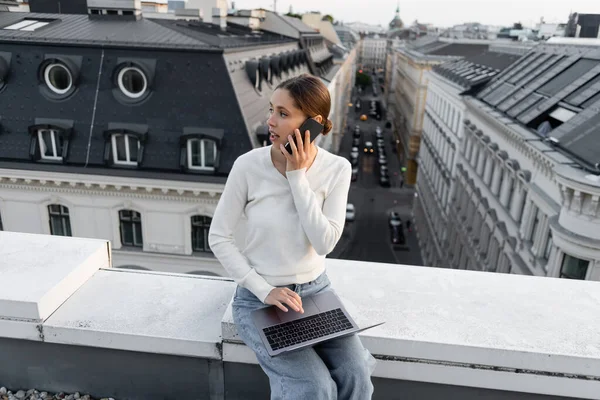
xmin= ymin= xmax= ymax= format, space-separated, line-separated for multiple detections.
xmin=323 ymin=119 xmax=333 ymax=135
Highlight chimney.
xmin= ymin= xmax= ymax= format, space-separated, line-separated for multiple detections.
xmin=187 ymin=0 xmax=226 ymax=24
xmin=212 ymin=6 xmax=226 ymax=29
xmin=87 ymin=0 xmax=142 ymax=20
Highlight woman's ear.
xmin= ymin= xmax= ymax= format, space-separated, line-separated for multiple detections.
xmin=313 ymin=115 xmax=323 ymax=124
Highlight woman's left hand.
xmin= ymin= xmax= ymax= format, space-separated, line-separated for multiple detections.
xmin=280 ymin=129 xmax=312 ymax=171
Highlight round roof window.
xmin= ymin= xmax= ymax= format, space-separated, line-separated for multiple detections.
xmin=44 ymin=63 xmax=72 ymax=95
xmin=118 ymin=66 xmax=147 ymax=99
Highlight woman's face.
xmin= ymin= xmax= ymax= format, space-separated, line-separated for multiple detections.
xmin=267 ymin=88 xmax=306 ymax=147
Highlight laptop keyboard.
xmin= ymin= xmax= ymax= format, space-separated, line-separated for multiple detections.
xmin=263 ymin=308 xmax=353 ymax=351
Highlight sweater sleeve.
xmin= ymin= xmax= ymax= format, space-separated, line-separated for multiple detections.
xmin=286 ymin=159 xmax=352 ymax=256
xmin=208 ymin=158 xmax=275 ymax=303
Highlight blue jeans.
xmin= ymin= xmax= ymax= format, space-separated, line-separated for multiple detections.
xmin=232 ymin=272 xmax=376 ymax=400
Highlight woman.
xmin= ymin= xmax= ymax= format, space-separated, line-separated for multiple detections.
xmin=208 ymin=74 xmax=375 ymax=400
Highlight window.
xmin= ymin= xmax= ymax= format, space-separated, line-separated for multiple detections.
xmin=119 ymin=210 xmax=143 ymax=247
xmin=530 ymin=207 xmax=541 ymax=242
xmin=187 ymin=138 xmax=217 ymax=171
xmin=191 ymin=215 xmax=212 ymax=253
xmin=38 ymin=129 xmax=64 ymax=161
xmin=48 ymin=205 xmax=72 ymax=237
xmin=560 ymin=254 xmax=589 ymax=280
xmin=543 ymin=232 xmax=553 ymax=260
xmin=44 ymin=62 xmax=73 ymax=95
xmin=117 ymin=66 xmax=148 ymax=99
xmin=111 ymin=134 xmax=140 ymax=165
xmin=3 ymin=19 xmax=51 ymax=31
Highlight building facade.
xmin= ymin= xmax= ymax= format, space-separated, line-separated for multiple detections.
xmin=359 ymin=35 xmax=387 ymax=71
xmin=0 ymin=1 xmax=314 ymax=276
xmin=388 ymin=39 xmax=493 ymax=184
xmin=413 ymin=50 xmax=520 ymax=267
xmin=416 ymin=42 xmax=600 ymax=281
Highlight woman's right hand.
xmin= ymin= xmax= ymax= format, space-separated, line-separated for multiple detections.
xmin=265 ymin=287 xmax=304 ymax=313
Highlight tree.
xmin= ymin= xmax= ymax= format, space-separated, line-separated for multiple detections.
xmin=285 ymin=11 xmax=302 ymax=19
xmin=323 ymin=14 xmax=334 ymax=23
xmin=355 ymin=71 xmax=372 ymax=87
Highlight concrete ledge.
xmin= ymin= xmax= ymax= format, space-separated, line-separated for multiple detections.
xmin=0 ymin=232 xmax=110 ymax=321
xmin=222 ymin=259 xmax=600 ymax=399
xmin=43 ymin=269 xmax=236 ymax=359
xmin=2 ymin=232 xmax=600 ymax=399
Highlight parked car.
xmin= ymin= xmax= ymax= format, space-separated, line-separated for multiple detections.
xmin=352 ymin=137 xmax=360 ymax=147
xmin=379 ymin=165 xmax=388 ymax=176
xmin=377 ymin=138 xmax=384 ymax=147
xmin=375 ymin=126 xmax=382 ymax=135
xmin=378 ymin=156 xmax=387 ymax=165
xmin=353 ymin=130 xmax=361 ymax=138
xmin=379 ymin=175 xmax=391 ymax=187
xmin=363 ymin=141 xmax=374 ymax=154
xmin=388 ymin=211 xmax=402 ymax=227
xmin=355 ymin=101 xmax=361 ymax=111
xmin=390 ymin=224 xmax=405 ymax=245
xmin=346 ymin=203 xmax=355 ymax=222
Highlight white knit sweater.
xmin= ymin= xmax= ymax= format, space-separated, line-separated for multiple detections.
xmin=208 ymin=145 xmax=351 ymax=302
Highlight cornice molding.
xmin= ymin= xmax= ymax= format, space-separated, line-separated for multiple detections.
xmin=0 ymin=170 xmax=223 ymax=204
xmin=464 ymin=98 xmax=556 ymax=180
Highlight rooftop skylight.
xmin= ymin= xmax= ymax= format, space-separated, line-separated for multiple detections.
xmin=3 ymin=19 xmax=54 ymax=32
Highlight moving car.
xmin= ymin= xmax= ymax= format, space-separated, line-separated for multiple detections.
xmin=363 ymin=141 xmax=374 ymax=154
xmin=346 ymin=203 xmax=355 ymax=222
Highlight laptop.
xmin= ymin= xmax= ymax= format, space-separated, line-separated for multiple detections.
xmin=251 ymin=290 xmax=384 ymax=357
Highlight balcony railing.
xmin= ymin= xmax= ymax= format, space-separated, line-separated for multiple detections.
xmin=1 ymin=231 xmax=599 ymax=400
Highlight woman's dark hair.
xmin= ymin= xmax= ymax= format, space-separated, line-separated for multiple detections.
xmin=276 ymin=73 xmax=333 ymax=135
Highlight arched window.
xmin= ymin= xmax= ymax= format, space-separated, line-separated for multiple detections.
xmin=119 ymin=209 xmax=143 ymax=247
xmin=191 ymin=215 xmax=212 ymax=253
xmin=48 ymin=204 xmax=72 ymax=236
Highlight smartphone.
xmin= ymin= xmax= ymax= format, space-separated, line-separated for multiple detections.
xmin=284 ymin=118 xmax=325 ymax=154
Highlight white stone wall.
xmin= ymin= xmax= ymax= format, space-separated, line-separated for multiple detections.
xmin=413 ymin=71 xmax=466 ymax=267
xmin=0 ymin=170 xmax=229 ymax=277
xmin=412 ymin=73 xmax=600 ymax=282
xmin=360 ymin=38 xmax=387 ymax=70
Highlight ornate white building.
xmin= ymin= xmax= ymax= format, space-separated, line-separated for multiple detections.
xmin=414 ymin=42 xmax=600 ymax=281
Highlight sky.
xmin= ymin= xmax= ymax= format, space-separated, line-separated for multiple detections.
xmin=233 ymin=0 xmax=600 ymax=28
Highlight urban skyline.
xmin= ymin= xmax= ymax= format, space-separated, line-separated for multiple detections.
xmin=235 ymin=0 xmax=600 ymax=28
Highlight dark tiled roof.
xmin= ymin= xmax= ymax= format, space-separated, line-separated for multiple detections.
xmin=433 ymin=51 xmax=520 ymax=89
xmin=279 ymin=15 xmax=317 ymax=34
xmin=426 ymin=43 xmax=489 ymax=57
xmin=475 ymin=44 xmax=600 ymax=172
xmin=0 ymin=13 xmax=216 ymax=50
xmin=150 ymin=19 xmax=296 ymax=49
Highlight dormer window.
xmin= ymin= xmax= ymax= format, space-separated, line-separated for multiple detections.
xmin=187 ymin=138 xmax=216 ymax=171
xmin=28 ymin=120 xmax=73 ymax=163
xmin=112 ymin=133 xmax=140 ymax=166
xmin=38 ymin=129 xmax=64 ymax=161
xmin=180 ymin=127 xmax=223 ymax=173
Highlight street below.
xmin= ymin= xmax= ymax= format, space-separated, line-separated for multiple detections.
xmin=329 ymin=79 xmax=423 ymax=266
